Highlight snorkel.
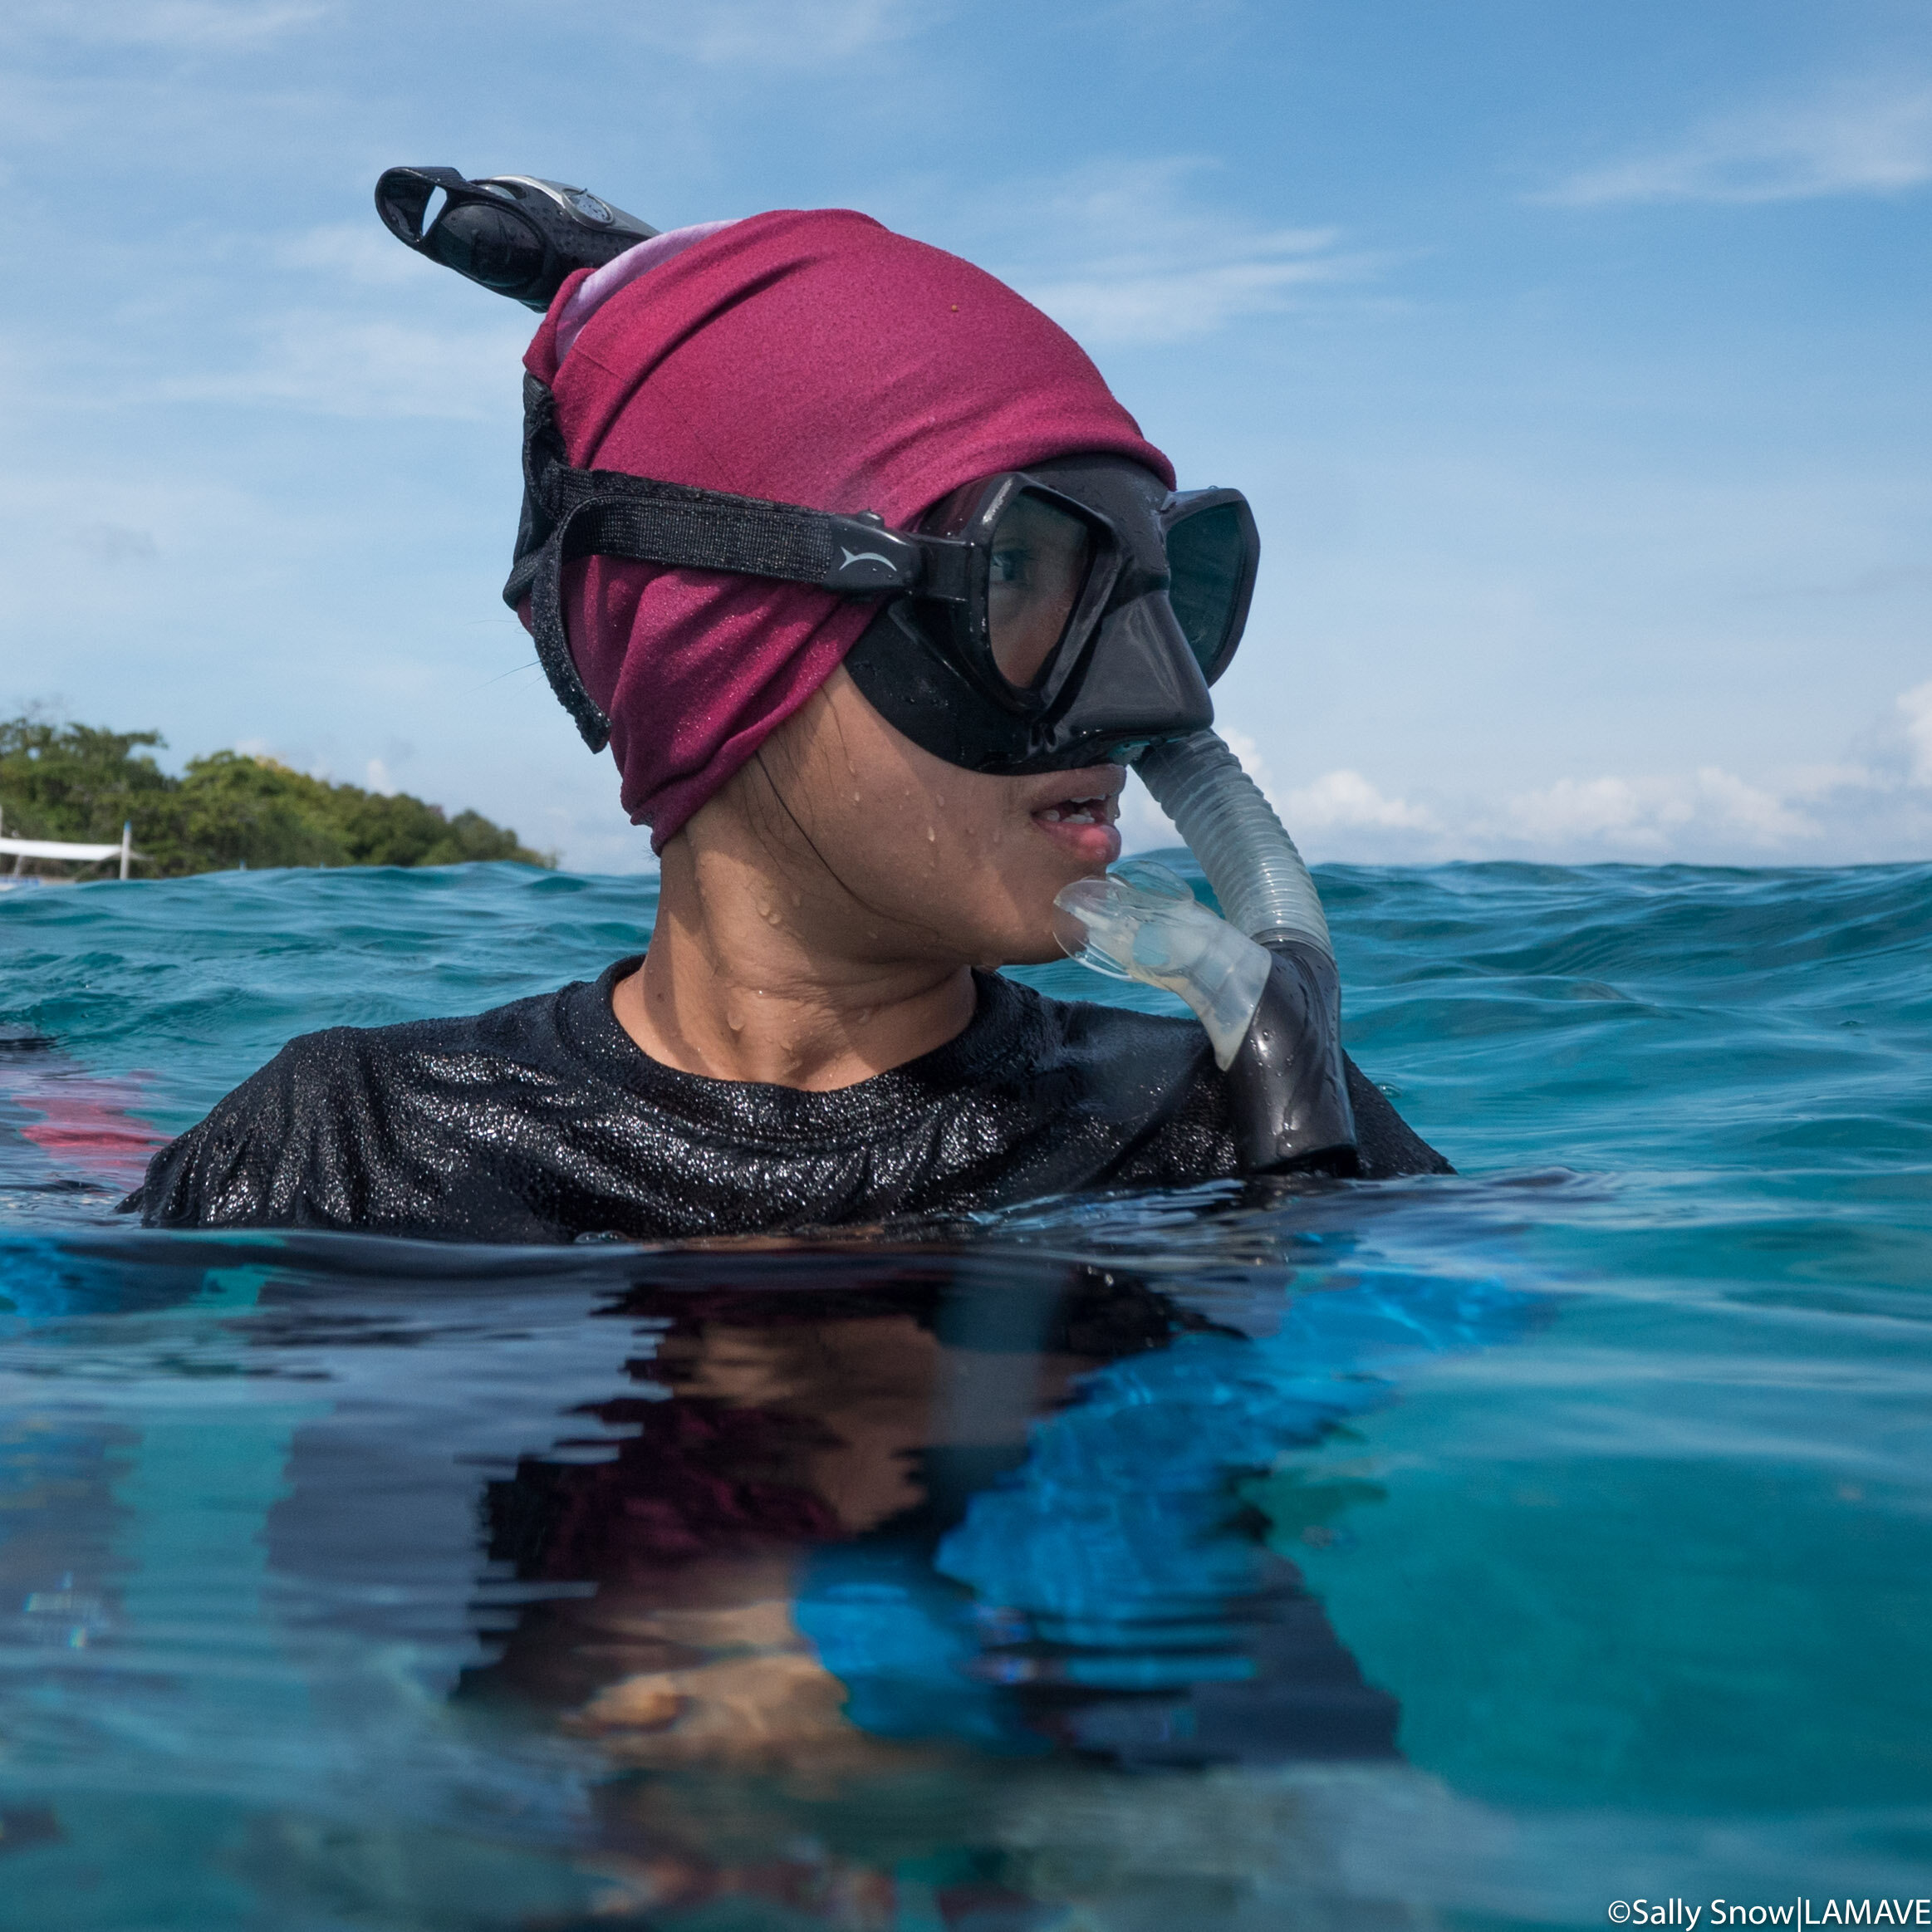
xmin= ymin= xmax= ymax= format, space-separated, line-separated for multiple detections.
xmin=1062 ymin=735 xmax=1356 ymax=1174
xmin=375 ymin=166 xmax=1358 ymax=1178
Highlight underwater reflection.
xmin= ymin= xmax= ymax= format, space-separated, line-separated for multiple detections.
xmin=0 ymin=1028 xmax=164 ymax=1223
xmin=454 ymin=1252 xmax=1401 ymax=1912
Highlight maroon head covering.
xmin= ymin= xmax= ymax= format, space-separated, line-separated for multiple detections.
xmin=522 ymin=208 xmax=1174 ymax=851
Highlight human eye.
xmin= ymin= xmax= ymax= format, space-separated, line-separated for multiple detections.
xmin=990 ymin=543 xmax=1032 ymax=587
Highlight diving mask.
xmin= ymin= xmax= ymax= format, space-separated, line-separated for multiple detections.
xmin=506 ymin=377 xmax=1260 ymax=774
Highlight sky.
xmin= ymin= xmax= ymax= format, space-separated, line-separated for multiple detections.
xmin=1 ymin=0 xmax=1929 ymax=870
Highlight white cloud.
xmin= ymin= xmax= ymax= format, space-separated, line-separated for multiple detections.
xmin=1125 ymin=681 xmax=1932 ymax=870
xmin=157 ymin=316 xmax=529 ymax=420
xmin=2 ymin=1 xmax=324 ymax=51
xmin=1116 ymin=771 xmax=1182 ymax=856
xmin=1507 ymin=766 xmax=1817 ymax=851
xmin=1285 ymin=767 xmax=1438 ymax=833
xmin=996 ymin=159 xmax=1358 ymax=346
xmin=1542 ymin=77 xmax=1932 ymax=208
xmin=1899 ymin=679 xmax=1932 ymax=786
xmin=1120 ymin=734 xmax=1436 ymax=861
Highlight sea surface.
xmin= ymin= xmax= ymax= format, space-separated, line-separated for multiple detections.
xmin=1 ymin=857 xmax=1929 ymax=1930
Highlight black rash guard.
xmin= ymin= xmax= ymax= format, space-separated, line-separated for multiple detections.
xmin=125 ymin=959 xmax=1449 ymax=1243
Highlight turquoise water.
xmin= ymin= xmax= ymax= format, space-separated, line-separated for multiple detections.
xmin=2 ymin=859 xmax=1930 ymax=1928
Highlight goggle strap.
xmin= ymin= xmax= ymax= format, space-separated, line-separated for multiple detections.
xmin=539 ymin=467 xmax=932 ymax=594
xmin=507 ymin=379 xmax=946 ymax=596
xmin=506 ymin=465 xmax=964 ymax=754
xmin=522 ymin=505 xmax=615 ymax=753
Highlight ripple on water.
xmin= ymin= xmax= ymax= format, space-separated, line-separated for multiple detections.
xmin=1 ymin=858 xmax=1929 ymax=1925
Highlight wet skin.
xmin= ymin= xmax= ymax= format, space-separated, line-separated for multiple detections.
xmin=613 ymin=664 xmax=1123 ymax=1091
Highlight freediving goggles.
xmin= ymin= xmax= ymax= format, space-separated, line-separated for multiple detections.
xmin=505 ymin=375 xmax=1261 ymax=775
xmin=375 ymin=167 xmax=660 ymax=311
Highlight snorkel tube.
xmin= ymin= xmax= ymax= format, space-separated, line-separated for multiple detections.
xmin=375 ymin=166 xmax=1359 ymax=1179
xmin=1056 ymin=733 xmax=1357 ymax=1177
xmin=1141 ymin=733 xmax=1356 ymax=1174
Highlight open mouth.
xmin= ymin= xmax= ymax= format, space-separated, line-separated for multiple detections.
xmin=1032 ymin=792 xmax=1120 ymax=828
xmin=1027 ymin=779 xmax=1125 ymax=864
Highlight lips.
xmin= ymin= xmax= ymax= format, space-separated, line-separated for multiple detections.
xmin=1027 ymin=770 xmax=1125 ymax=865
xmin=1034 ymin=794 xmax=1117 ymax=827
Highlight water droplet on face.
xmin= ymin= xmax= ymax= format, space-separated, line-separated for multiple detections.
xmin=926 ymin=826 xmax=936 ymax=842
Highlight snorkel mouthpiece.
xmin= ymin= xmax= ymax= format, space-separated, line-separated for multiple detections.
xmin=1054 ymin=863 xmax=1272 ymax=1071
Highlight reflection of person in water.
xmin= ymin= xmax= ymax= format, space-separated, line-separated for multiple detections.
xmin=459 ymin=1260 xmax=1400 ymax=1897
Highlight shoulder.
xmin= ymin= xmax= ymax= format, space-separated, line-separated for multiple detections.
xmin=1342 ymin=1057 xmax=1455 ymax=1179
xmin=269 ymin=986 xmax=584 ymax=1092
xmin=207 ymin=988 xmax=582 ymax=1124
xmin=959 ymin=973 xmax=1235 ymax=1189
xmin=974 ymin=972 xmax=1216 ymax=1090
xmin=130 ymin=978 xmax=606 ymax=1232
xmin=982 ymin=970 xmax=1206 ymax=1052
xmin=986 ymin=974 xmax=1451 ymax=1181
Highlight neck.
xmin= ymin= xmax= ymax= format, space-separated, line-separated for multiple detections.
xmin=610 ymin=819 xmax=977 ymax=1092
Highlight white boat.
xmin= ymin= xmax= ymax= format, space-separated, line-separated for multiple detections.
xmin=0 ymin=810 xmax=137 ymax=888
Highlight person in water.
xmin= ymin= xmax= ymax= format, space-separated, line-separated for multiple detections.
xmin=130 ymin=208 xmax=1447 ymax=1242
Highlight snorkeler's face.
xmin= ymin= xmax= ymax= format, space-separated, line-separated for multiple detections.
xmin=733 ymin=664 xmax=1123 ymax=966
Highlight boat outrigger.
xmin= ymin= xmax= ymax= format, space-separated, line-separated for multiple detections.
xmin=0 ymin=810 xmax=136 ymax=889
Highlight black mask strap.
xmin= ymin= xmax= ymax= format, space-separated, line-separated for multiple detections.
xmin=503 ymin=376 xmax=969 ymax=749
xmin=517 ymin=499 xmax=616 ymax=751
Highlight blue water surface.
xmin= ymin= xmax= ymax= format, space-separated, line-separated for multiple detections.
xmin=1 ymin=857 xmax=1929 ymax=1930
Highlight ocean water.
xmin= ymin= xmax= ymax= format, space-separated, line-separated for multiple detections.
xmin=1 ymin=857 xmax=1929 ymax=1930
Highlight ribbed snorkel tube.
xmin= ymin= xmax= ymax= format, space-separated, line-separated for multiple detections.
xmin=1134 ymin=731 xmax=1331 ymax=957
xmin=1135 ymin=730 xmax=1359 ymax=1174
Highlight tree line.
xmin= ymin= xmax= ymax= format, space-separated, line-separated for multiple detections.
xmin=0 ymin=717 xmax=555 ymax=876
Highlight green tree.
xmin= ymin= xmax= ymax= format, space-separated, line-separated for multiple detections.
xmin=321 ymin=782 xmax=547 ymax=867
xmin=0 ymin=717 xmax=177 ymax=848
xmin=158 ymin=753 xmax=350 ymax=874
xmin=0 ymin=718 xmax=556 ymax=877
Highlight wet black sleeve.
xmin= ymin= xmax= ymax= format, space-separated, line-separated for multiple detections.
xmin=130 ymin=1032 xmax=365 ymax=1232
xmin=125 ymin=1027 xmax=508 ymax=1236
xmin=125 ymin=1015 xmax=587 ymax=1243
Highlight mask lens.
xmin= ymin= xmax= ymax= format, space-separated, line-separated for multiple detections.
xmin=986 ymin=489 xmax=1093 ymax=690
xmin=425 ymin=200 xmax=548 ymax=297
xmin=1165 ymin=501 xmax=1248 ymax=680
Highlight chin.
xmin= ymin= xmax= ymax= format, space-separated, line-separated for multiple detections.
xmin=981 ymin=923 xmax=1067 ymax=969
